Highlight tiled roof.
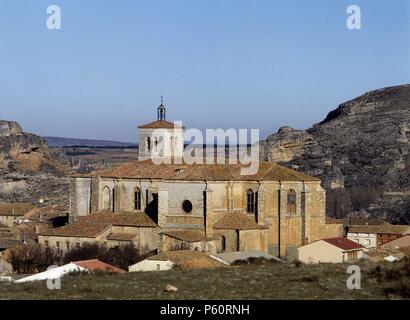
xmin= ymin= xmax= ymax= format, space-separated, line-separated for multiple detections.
xmin=0 ymin=239 xmax=21 ymax=249
xmin=398 ymin=246 xmax=410 ymax=256
xmin=82 ymin=159 xmax=319 ymax=182
xmin=323 ymin=237 xmax=364 ymax=251
xmin=39 ymin=212 xmax=156 ymax=238
xmin=146 ymin=250 xmax=223 ymax=269
xmin=81 ymin=212 xmax=157 ymax=227
xmin=347 ymin=217 xmax=388 ymax=226
xmin=160 ymin=229 xmax=217 ymax=243
xmin=348 ymin=224 xmax=410 ymax=235
xmin=213 ymin=213 xmax=267 ymax=230
xmin=138 ymin=120 xmax=184 ymax=129
xmin=40 ymin=221 xmax=112 ymax=238
xmin=25 ymin=205 xmax=67 ymax=220
xmin=16 ymin=223 xmax=38 ymax=240
xmin=106 ymin=233 xmax=137 ymax=241
xmin=0 ymin=203 xmax=35 ymax=216
xmin=73 ymin=259 xmax=125 ymax=273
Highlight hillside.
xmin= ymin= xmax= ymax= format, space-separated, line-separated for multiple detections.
xmin=260 ymin=84 xmax=410 ymax=223
xmin=1 ymin=261 xmax=408 ymax=300
xmin=0 ymin=120 xmax=69 ymax=205
xmin=44 ymin=136 xmax=136 ymax=148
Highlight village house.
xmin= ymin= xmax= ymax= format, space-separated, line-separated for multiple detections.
xmin=0 ymin=203 xmax=35 ymax=227
xmin=297 ymin=237 xmax=364 ymax=263
xmin=38 ymin=212 xmax=158 ymax=253
xmin=128 ymin=250 xmax=221 ymax=272
xmin=40 ymin=102 xmax=342 ymax=259
xmin=380 ymin=234 xmax=410 ymax=252
xmin=346 ymin=224 xmax=410 ymax=250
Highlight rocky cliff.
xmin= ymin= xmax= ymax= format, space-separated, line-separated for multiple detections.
xmin=0 ymin=120 xmax=69 ymax=205
xmin=260 ymin=84 xmax=410 ymax=222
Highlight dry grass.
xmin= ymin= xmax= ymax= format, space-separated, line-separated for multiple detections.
xmin=1 ymin=260 xmax=409 ymax=300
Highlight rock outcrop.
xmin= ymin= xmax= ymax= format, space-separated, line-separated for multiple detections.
xmin=260 ymin=84 xmax=410 ymax=222
xmin=0 ymin=120 xmax=69 ymax=205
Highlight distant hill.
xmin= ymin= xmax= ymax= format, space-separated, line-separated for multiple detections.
xmin=260 ymin=84 xmax=410 ymax=223
xmin=43 ymin=136 xmax=137 ymax=148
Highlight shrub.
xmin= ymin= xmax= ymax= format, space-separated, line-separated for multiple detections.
xmin=63 ymin=243 xmax=148 ymax=270
xmin=8 ymin=242 xmax=58 ymax=274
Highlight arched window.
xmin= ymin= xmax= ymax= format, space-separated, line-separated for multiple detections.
xmin=134 ymin=187 xmax=141 ymax=211
xmin=146 ymin=137 xmax=151 ymax=152
xmin=153 ymin=137 xmax=158 ymax=151
xmin=287 ymin=189 xmax=297 ymax=214
xmin=246 ymin=189 xmax=255 ymax=213
xmin=103 ymin=187 xmax=111 ymax=210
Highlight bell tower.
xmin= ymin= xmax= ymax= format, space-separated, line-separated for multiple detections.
xmin=138 ymin=98 xmax=184 ymax=161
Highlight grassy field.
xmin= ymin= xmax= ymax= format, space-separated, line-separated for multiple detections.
xmin=0 ymin=260 xmax=409 ymax=300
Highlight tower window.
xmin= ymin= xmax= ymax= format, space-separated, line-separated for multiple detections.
xmin=146 ymin=137 xmax=151 ymax=152
xmin=287 ymin=189 xmax=297 ymax=214
xmin=247 ymin=189 xmax=255 ymax=213
xmin=134 ymin=188 xmax=141 ymax=210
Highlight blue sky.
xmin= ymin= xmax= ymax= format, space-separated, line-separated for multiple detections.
xmin=0 ymin=0 xmax=409 ymax=142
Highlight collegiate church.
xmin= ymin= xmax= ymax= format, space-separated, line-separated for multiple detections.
xmin=39 ymin=101 xmax=339 ymax=259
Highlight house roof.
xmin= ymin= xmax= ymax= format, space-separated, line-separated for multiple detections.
xmin=138 ymin=120 xmax=184 ymax=129
xmin=40 ymin=221 xmax=112 ymax=238
xmin=16 ymin=223 xmax=38 ymax=240
xmin=213 ymin=213 xmax=267 ymax=230
xmin=348 ymin=224 xmax=410 ymax=235
xmin=73 ymin=259 xmax=125 ymax=273
xmin=0 ymin=203 xmax=35 ymax=216
xmin=380 ymin=234 xmax=410 ymax=248
xmin=15 ymin=263 xmax=87 ymax=283
xmin=398 ymin=246 xmax=410 ymax=256
xmin=160 ymin=229 xmax=217 ymax=243
xmin=79 ymin=159 xmax=319 ymax=182
xmin=106 ymin=233 xmax=137 ymax=241
xmin=39 ymin=212 xmax=156 ymax=238
xmin=347 ymin=217 xmax=388 ymax=226
xmin=24 ymin=205 xmax=67 ymax=221
xmin=323 ymin=237 xmax=364 ymax=251
xmin=145 ymin=250 xmax=223 ymax=269
xmin=0 ymin=222 xmax=9 ymax=229
xmin=0 ymin=239 xmax=21 ymax=250
xmin=80 ymin=212 xmax=157 ymax=228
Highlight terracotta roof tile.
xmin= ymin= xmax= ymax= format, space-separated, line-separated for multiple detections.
xmin=348 ymin=224 xmax=410 ymax=235
xmin=106 ymin=233 xmax=137 ymax=241
xmin=25 ymin=205 xmax=67 ymax=221
xmin=73 ymin=259 xmax=125 ymax=273
xmin=40 ymin=221 xmax=112 ymax=238
xmin=323 ymin=237 xmax=364 ymax=251
xmin=81 ymin=212 xmax=157 ymax=227
xmin=347 ymin=217 xmax=388 ymax=226
xmin=146 ymin=250 xmax=223 ymax=269
xmin=213 ymin=213 xmax=267 ymax=230
xmin=0 ymin=222 xmax=9 ymax=229
xmin=138 ymin=120 xmax=184 ymax=129
xmin=39 ymin=212 xmax=156 ymax=238
xmin=0 ymin=239 xmax=21 ymax=249
xmin=0 ymin=203 xmax=35 ymax=216
xmin=82 ymin=159 xmax=319 ymax=182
